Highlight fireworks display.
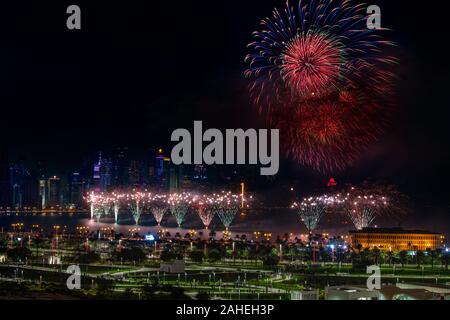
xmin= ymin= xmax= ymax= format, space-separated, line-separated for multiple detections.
xmin=344 ymin=193 xmax=387 ymax=230
xmin=85 ymin=190 xmax=247 ymax=230
xmin=291 ymin=194 xmax=343 ymax=232
xmin=149 ymin=193 xmax=169 ymax=226
xmin=341 ymin=184 xmax=402 ymax=230
xmin=191 ymin=194 xmax=216 ymax=230
xmin=126 ymin=192 xmax=144 ymax=225
xmin=245 ymin=0 xmax=397 ymax=172
xmin=86 ymin=193 xmax=104 ymax=221
xmin=168 ymin=192 xmax=192 ymax=228
xmin=214 ymin=191 xmax=241 ymax=230
xmin=86 ymin=183 xmax=404 ymax=234
xmin=270 ymin=93 xmax=386 ymax=172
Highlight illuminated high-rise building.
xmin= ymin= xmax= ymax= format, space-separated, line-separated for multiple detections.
xmin=12 ymin=183 xmax=21 ymax=209
xmin=113 ymin=146 xmax=129 ymax=187
xmin=169 ymin=165 xmax=183 ymax=192
xmin=47 ymin=176 xmax=62 ymax=207
xmin=155 ymin=148 xmax=170 ymax=190
xmin=39 ymin=177 xmax=46 ymax=209
xmin=70 ymin=172 xmax=84 ymax=208
xmin=193 ymin=164 xmax=207 ymax=180
xmin=0 ymin=148 xmax=12 ymax=209
xmin=9 ymin=163 xmax=39 ymax=209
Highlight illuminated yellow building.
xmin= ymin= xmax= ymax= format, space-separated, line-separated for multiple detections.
xmin=349 ymin=228 xmax=445 ymax=251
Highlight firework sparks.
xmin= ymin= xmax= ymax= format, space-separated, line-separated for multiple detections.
xmin=215 ymin=191 xmax=241 ymax=230
xmin=341 ymin=183 xmax=404 ymax=230
xmin=292 ymin=194 xmax=342 ymax=232
xmin=280 ymin=33 xmax=343 ymax=98
xmin=168 ymin=192 xmax=191 ymax=228
xmin=245 ymin=0 xmax=398 ymax=172
xmin=86 ymin=192 xmax=104 ymax=221
xmin=245 ymin=0 xmax=396 ymax=108
xmin=85 ymin=189 xmax=251 ymax=230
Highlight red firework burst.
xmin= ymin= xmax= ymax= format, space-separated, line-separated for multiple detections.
xmin=270 ymin=91 xmax=387 ymax=173
xmin=245 ymin=0 xmax=398 ymax=172
xmin=281 ymin=33 xmax=343 ymax=98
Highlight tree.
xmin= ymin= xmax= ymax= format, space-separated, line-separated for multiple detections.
xmin=160 ymin=250 xmax=176 ymax=262
xmin=119 ymin=246 xmax=146 ymax=263
xmin=319 ymin=247 xmax=331 ymax=262
xmin=77 ymin=251 xmax=100 ymax=264
xmin=0 ymin=238 xmax=8 ymax=253
xmin=7 ymin=247 xmax=31 ymax=263
xmin=442 ymin=252 xmax=449 ymax=270
xmin=416 ymin=251 xmax=425 ymax=267
xmin=262 ymin=254 xmax=279 ymax=267
xmin=96 ymin=279 xmax=114 ymax=298
xmin=207 ymin=249 xmax=222 ymax=263
xmin=428 ymin=250 xmax=437 ymax=269
xmin=399 ymin=250 xmax=408 ymax=268
xmin=372 ymin=247 xmax=381 ymax=265
xmin=141 ymin=284 xmax=158 ymax=299
xmin=189 ymin=250 xmax=204 ymax=263
xmin=386 ymin=251 xmax=393 ymax=266
xmin=33 ymin=236 xmax=43 ymax=256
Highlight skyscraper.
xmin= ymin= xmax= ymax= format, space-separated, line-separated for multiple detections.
xmin=70 ymin=172 xmax=84 ymax=208
xmin=155 ymin=148 xmax=170 ymax=190
xmin=129 ymin=160 xmax=144 ymax=188
xmin=100 ymin=158 xmax=112 ymax=191
xmin=0 ymin=148 xmax=12 ymax=209
xmin=8 ymin=162 xmax=39 ymax=209
xmin=47 ymin=176 xmax=62 ymax=207
xmin=93 ymin=153 xmax=102 ymax=192
xmin=113 ymin=147 xmax=129 ymax=187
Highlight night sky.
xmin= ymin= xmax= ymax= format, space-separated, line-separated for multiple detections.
xmin=0 ymin=1 xmax=449 ymax=233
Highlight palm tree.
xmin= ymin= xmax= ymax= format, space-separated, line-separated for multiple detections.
xmin=386 ymin=251 xmax=393 ymax=267
xmin=416 ymin=251 xmax=425 ymax=267
xmin=428 ymin=250 xmax=437 ymax=269
xmin=373 ymin=247 xmax=381 ymax=265
xmin=442 ymin=252 xmax=449 ymax=270
xmin=399 ymin=250 xmax=408 ymax=268
xmin=34 ymin=236 xmax=43 ymax=256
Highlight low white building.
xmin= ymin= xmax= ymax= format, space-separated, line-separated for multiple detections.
xmin=48 ymin=255 xmax=62 ymax=265
xmin=291 ymin=289 xmax=319 ymax=300
xmin=325 ymin=286 xmax=381 ymax=300
xmin=160 ymin=259 xmax=185 ymax=273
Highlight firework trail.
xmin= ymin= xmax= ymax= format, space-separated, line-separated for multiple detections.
xmin=292 ymin=194 xmax=343 ymax=231
xmin=149 ymin=193 xmax=168 ymax=227
xmin=126 ymin=192 xmax=146 ymax=225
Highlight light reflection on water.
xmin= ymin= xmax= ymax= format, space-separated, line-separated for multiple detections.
xmin=0 ymin=212 xmax=241 ymax=237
